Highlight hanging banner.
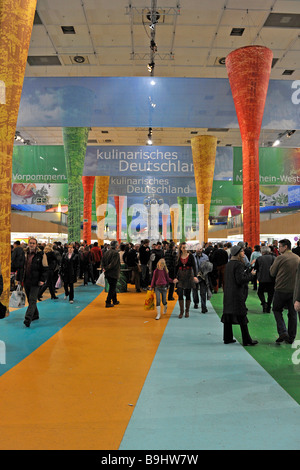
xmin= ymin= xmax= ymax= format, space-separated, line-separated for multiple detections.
xmin=17 ymin=77 xmax=300 ymax=129
xmin=233 ymin=147 xmax=300 ymax=185
xmin=83 ymin=145 xmax=234 ymax=178
xmin=12 ymin=145 xmax=67 ymax=183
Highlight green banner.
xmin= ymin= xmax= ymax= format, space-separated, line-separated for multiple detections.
xmin=233 ymin=147 xmax=300 ymax=186
xmin=12 ymin=145 xmax=67 ymax=183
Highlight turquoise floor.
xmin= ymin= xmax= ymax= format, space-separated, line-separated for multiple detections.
xmin=120 ymin=301 xmax=300 ymax=450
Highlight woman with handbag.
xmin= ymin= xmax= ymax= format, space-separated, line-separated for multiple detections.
xmin=173 ymin=243 xmax=198 ymax=318
xmin=38 ymin=244 xmax=59 ymax=300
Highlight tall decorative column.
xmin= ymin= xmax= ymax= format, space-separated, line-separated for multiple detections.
xmin=95 ymin=176 xmax=110 ymax=245
xmin=114 ymin=195 xmax=125 ymax=243
xmin=226 ymin=45 xmax=273 ymax=247
xmin=0 ymin=0 xmax=37 ymax=310
xmin=62 ymin=127 xmax=89 ymax=243
xmin=191 ymin=135 xmax=217 ymax=244
xmin=170 ymin=207 xmax=179 ymax=243
xmin=82 ymin=175 xmax=95 ymax=245
xmin=177 ymin=196 xmax=187 ymax=243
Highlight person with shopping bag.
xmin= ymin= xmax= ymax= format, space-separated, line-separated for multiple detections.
xmin=150 ymin=258 xmax=173 ymax=320
xmin=18 ymin=238 xmax=48 ymax=327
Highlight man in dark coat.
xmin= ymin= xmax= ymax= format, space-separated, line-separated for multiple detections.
xmin=11 ymin=241 xmax=25 ymax=281
xmin=254 ymin=245 xmax=275 ymax=313
xmin=222 ymin=245 xmax=257 ymax=346
xmin=20 ymin=238 xmax=48 ymax=327
xmin=101 ymin=240 xmax=121 ymax=307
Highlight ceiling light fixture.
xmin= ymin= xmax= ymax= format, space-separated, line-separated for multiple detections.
xmin=147 ymin=127 xmax=153 ymax=145
xmin=74 ymin=55 xmax=85 ymax=64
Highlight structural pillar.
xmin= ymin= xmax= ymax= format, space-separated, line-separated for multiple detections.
xmin=226 ymin=45 xmax=273 ymax=247
xmin=0 ymin=0 xmax=37 ymax=310
xmin=191 ymin=135 xmax=217 ymax=244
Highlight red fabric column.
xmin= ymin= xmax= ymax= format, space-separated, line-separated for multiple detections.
xmin=114 ymin=196 xmax=125 ymax=243
xmin=82 ymin=176 xmax=95 ymax=245
xmin=225 ymin=45 xmax=273 ymax=247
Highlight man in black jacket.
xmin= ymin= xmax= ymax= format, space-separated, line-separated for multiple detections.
xmin=11 ymin=241 xmax=25 ymax=282
xmin=20 ymin=238 xmax=48 ymax=327
xmin=139 ymin=239 xmax=151 ymax=289
xmin=101 ymin=240 xmax=121 ymax=307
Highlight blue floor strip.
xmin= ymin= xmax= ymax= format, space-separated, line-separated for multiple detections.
xmin=120 ymin=302 xmax=300 ymax=450
xmin=0 ymin=284 xmax=102 ymax=376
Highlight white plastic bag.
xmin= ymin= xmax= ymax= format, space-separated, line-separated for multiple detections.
xmin=9 ymin=285 xmax=26 ymax=308
xmin=96 ymin=271 xmax=106 ymax=287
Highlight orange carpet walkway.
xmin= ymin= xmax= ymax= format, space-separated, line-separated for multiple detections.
xmin=0 ymin=287 xmax=177 ymax=450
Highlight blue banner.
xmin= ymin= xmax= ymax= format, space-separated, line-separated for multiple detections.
xmin=83 ymin=145 xmax=233 ymax=178
xmin=17 ymin=77 xmax=300 ymax=129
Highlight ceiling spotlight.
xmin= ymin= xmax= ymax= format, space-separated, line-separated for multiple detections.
xmin=287 ymin=130 xmax=296 ymax=137
xmin=147 ymin=127 xmax=153 ymax=145
xmin=147 ymin=61 xmax=155 ymax=73
xmin=74 ymin=55 xmax=85 ymax=64
xmin=150 ymin=40 xmax=158 ymax=52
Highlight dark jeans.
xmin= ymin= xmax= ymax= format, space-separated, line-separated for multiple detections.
xmin=38 ymin=270 xmax=56 ymax=298
xmin=105 ymin=276 xmax=118 ymax=305
xmin=177 ymin=287 xmax=191 ymax=301
xmin=193 ymin=280 xmax=207 ymax=309
xmin=24 ymin=283 xmax=40 ymax=323
xmin=257 ymin=281 xmax=274 ymax=309
xmin=272 ymin=290 xmax=297 ymax=339
xmin=64 ymin=282 xmax=74 ymax=301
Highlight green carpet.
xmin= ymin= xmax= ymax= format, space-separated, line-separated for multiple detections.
xmin=210 ymin=287 xmax=300 ymax=405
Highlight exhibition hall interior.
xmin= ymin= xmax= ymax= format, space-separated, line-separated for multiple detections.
xmin=1 ymin=0 xmax=300 ymax=451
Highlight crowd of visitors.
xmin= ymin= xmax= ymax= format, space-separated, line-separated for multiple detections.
xmin=3 ymin=237 xmax=300 ymax=345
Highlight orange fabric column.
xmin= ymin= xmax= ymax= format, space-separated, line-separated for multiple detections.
xmin=82 ymin=175 xmax=95 ymax=245
xmin=0 ymin=0 xmax=37 ymax=310
xmin=191 ymin=135 xmax=217 ymax=244
xmin=170 ymin=207 xmax=179 ymax=243
xmin=162 ymin=214 xmax=168 ymax=240
xmin=114 ymin=196 xmax=125 ymax=243
xmin=95 ymin=176 xmax=110 ymax=245
xmin=226 ymin=45 xmax=273 ymax=247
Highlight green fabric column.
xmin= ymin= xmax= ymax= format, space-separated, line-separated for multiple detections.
xmin=177 ymin=196 xmax=187 ymax=243
xmin=62 ymin=127 xmax=89 ymax=243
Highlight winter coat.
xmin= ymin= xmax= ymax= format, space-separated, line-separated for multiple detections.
xmin=60 ymin=252 xmax=79 ymax=284
xmin=175 ymin=254 xmax=197 ymax=290
xmin=255 ymin=254 xmax=275 ymax=283
xmin=223 ymin=258 xmax=253 ymax=318
xmin=101 ymin=248 xmax=120 ymax=279
xmin=22 ymin=248 xmax=48 ymax=286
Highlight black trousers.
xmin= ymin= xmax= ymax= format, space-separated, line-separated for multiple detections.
xmin=105 ymin=276 xmax=118 ymax=305
xmin=257 ymin=281 xmax=274 ymax=308
xmin=24 ymin=283 xmax=40 ymax=323
xmin=223 ymin=322 xmax=252 ymax=344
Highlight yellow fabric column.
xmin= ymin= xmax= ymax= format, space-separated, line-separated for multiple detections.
xmin=170 ymin=207 xmax=179 ymax=243
xmin=95 ymin=176 xmax=110 ymax=245
xmin=191 ymin=136 xmax=217 ymax=243
xmin=0 ymin=0 xmax=37 ymax=310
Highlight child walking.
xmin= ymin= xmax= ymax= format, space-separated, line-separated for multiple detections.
xmin=151 ymin=258 xmax=173 ymax=320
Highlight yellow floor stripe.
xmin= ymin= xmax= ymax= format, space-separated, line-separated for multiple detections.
xmin=0 ymin=288 xmax=177 ymax=450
